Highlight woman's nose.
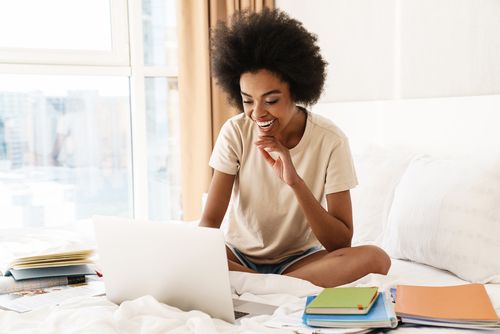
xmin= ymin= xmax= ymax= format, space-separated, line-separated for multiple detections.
xmin=253 ymin=101 xmax=266 ymax=117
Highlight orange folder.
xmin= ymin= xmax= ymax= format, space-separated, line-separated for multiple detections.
xmin=395 ymin=284 xmax=499 ymax=322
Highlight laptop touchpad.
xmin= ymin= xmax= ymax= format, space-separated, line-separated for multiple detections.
xmin=233 ymin=299 xmax=278 ymax=315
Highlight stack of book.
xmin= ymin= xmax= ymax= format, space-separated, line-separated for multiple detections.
xmin=0 ymin=249 xmax=104 ymax=313
xmin=395 ymin=284 xmax=500 ymax=330
xmin=302 ymin=287 xmax=398 ymax=329
xmin=0 ymin=249 xmax=96 ymax=294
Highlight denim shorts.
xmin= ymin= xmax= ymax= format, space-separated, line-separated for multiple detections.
xmin=227 ymin=245 xmax=324 ymax=275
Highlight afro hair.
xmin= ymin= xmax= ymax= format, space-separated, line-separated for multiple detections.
xmin=211 ymin=8 xmax=327 ymax=111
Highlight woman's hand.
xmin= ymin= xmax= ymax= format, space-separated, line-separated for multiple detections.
xmin=255 ymin=135 xmax=301 ymax=186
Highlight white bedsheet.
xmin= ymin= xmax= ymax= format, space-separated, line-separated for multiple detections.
xmin=1 ymin=226 xmax=499 ymax=334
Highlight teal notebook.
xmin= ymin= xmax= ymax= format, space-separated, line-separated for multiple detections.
xmin=302 ymin=293 xmax=398 ymax=328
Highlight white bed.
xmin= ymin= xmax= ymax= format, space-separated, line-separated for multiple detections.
xmin=1 ymin=96 xmax=500 ymax=333
xmin=0 ymin=219 xmax=499 ymax=333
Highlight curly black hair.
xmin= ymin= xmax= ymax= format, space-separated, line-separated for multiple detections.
xmin=211 ymin=8 xmax=327 ymax=111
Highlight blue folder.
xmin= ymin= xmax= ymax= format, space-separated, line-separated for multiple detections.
xmin=5 ymin=265 xmax=96 ymax=281
xmin=303 ymin=292 xmax=398 ymax=328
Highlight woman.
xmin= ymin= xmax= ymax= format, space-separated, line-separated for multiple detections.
xmin=200 ymin=8 xmax=390 ymax=288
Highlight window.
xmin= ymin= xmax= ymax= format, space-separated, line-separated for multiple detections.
xmin=0 ymin=0 xmax=128 ymax=65
xmin=145 ymin=78 xmax=181 ymax=221
xmin=0 ymin=1 xmax=112 ymax=51
xmin=0 ymin=0 xmax=181 ymax=227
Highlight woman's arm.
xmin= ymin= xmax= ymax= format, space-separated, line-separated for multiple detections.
xmin=255 ymin=136 xmax=353 ymax=251
xmin=199 ymin=170 xmax=235 ymax=228
xmin=200 ymin=170 xmax=255 ymax=273
xmin=291 ymin=181 xmax=353 ymax=251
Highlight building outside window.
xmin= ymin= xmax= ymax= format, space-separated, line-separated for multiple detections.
xmin=0 ymin=0 xmax=181 ymax=228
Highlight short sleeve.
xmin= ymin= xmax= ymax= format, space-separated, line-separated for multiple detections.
xmin=324 ymin=137 xmax=358 ymax=194
xmin=209 ymin=119 xmax=242 ymax=175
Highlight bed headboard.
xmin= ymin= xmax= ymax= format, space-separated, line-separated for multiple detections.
xmin=311 ymin=95 xmax=500 ymax=157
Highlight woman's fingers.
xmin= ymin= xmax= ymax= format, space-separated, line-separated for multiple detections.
xmin=258 ymin=147 xmax=276 ymax=165
xmin=255 ymin=137 xmax=285 ymax=153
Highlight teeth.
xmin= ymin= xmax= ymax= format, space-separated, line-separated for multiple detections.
xmin=256 ymin=119 xmax=274 ymax=128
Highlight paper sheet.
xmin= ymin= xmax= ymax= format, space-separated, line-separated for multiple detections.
xmin=0 ymin=280 xmax=105 ymax=312
xmin=0 ymin=276 xmax=79 ymax=294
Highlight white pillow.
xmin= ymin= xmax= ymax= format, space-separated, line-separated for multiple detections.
xmin=350 ymin=146 xmax=414 ymax=246
xmin=382 ymin=155 xmax=500 ymax=283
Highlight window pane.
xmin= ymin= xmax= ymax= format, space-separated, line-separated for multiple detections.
xmin=0 ymin=75 xmax=132 ymax=228
xmin=145 ymin=77 xmax=181 ymax=220
xmin=142 ymin=0 xmax=177 ymax=69
xmin=0 ymin=0 xmax=112 ymax=51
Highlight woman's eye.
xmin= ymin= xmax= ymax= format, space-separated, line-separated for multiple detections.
xmin=243 ymin=100 xmax=253 ymax=104
xmin=266 ymin=100 xmax=278 ymax=105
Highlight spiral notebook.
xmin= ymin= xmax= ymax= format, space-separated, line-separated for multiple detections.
xmin=395 ymin=284 xmax=500 ymax=330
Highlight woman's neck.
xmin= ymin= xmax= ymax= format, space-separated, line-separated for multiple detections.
xmin=279 ymin=106 xmax=307 ymax=149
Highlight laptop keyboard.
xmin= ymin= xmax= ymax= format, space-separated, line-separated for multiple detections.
xmin=234 ymin=310 xmax=249 ymax=319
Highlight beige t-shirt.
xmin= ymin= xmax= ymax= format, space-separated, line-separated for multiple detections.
xmin=209 ymin=111 xmax=358 ymax=264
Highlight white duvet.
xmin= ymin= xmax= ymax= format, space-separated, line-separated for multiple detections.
xmin=1 ymin=261 xmax=500 ymax=334
xmin=1 ymin=226 xmax=500 ymax=334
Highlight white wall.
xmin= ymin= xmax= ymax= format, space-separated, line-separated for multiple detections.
xmin=399 ymin=0 xmax=500 ymax=98
xmin=277 ymin=0 xmax=396 ymax=102
xmin=277 ymin=0 xmax=500 ymax=102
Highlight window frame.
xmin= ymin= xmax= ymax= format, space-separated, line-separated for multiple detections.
xmin=0 ymin=0 xmax=179 ymax=222
xmin=0 ymin=0 xmax=130 ymax=66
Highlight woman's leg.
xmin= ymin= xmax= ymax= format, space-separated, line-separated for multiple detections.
xmin=282 ymin=245 xmax=391 ymax=288
xmin=225 ymin=246 xmax=256 ymax=273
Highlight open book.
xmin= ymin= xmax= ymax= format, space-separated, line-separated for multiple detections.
xmin=1 ymin=249 xmax=95 ymax=280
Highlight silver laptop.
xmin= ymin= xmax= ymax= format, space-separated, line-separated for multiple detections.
xmin=93 ymin=216 xmax=277 ymax=323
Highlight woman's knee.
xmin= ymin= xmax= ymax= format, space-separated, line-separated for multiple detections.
xmin=362 ymin=245 xmax=391 ymax=275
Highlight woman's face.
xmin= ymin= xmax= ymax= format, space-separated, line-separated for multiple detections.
xmin=239 ymin=69 xmax=299 ymax=138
